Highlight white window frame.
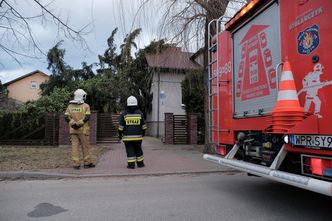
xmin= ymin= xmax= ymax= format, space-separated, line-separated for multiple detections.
xmin=31 ymin=81 xmax=38 ymax=89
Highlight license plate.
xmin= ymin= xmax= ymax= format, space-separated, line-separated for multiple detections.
xmin=291 ymin=135 xmax=332 ymax=149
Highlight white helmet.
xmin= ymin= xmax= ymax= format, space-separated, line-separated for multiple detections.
xmin=127 ymin=96 xmax=138 ymax=106
xmin=314 ymin=63 xmax=324 ymax=72
xmin=70 ymin=89 xmax=87 ymax=104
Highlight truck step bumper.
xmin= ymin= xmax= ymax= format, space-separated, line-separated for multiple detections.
xmin=203 ymin=154 xmax=332 ymax=197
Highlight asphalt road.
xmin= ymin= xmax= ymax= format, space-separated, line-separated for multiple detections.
xmin=0 ymin=173 xmax=331 ymax=221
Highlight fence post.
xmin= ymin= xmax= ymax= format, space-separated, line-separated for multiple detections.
xmin=187 ymin=113 xmax=198 ymax=145
xmin=164 ymin=113 xmax=174 ymax=144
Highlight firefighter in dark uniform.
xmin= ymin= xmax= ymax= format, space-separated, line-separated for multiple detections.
xmin=118 ymin=96 xmax=147 ymax=169
xmin=64 ymin=89 xmax=95 ymax=170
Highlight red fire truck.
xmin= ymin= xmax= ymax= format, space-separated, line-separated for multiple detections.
xmin=204 ymin=0 xmax=332 ymax=196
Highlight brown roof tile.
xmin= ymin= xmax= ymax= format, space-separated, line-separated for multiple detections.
xmin=145 ymin=47 xmax=200 ymax=70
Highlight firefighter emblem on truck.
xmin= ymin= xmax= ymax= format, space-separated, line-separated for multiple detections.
xmin=298 ymin=63 xmax=332 ymax=118
xmin=297 ymin=25 xmax=320 ymax=55
xmin=236 ymin=25 xmax=277 ymax=101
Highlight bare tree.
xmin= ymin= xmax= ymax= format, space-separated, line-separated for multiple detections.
xmin=134 ymin=0 xmax=246 ymax=51
xmin=0 ymin=0 xmax=91 ymax=66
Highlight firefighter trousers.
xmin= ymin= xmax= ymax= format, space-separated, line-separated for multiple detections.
xmin=124 ymin=141 xmax=144 ymax=168
xmin=70 ymin=134 xmax=92 ymax=167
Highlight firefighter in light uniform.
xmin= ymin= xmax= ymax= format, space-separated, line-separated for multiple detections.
xmin=118 ymin=96 xmax=147 ymax=169
xmin=65 ymin=89 xmax=95 ymax=169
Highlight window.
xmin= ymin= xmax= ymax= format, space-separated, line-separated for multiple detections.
xmin=31 ymin=81 xmax=38 ymax=89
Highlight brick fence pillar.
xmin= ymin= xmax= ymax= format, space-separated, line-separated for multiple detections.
xmin=89 ymin=111 xmax=97 ymax=145
xmin=58 ymin=113 xmax=70 ymax=146
xmin=58 ymin=111 xmax=98 ymax=146
xmin=164 ymin=113 xmax=174 ymax=144
xmin=187 ymin=113 xmax=197 ymax=145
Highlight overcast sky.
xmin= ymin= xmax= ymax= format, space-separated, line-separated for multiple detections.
xmin=0 ymin=0 xmax=242 ymax=83
xmin=0 ymin=0 xmax=165 ymax=83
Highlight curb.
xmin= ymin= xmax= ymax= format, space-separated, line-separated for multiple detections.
xmin=0 ymin=169 xmax=240 ymax=180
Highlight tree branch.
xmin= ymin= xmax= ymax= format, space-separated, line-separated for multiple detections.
xmin=0 ymin=0 xmax=91 ymax=67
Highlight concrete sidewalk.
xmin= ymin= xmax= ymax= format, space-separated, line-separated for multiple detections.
xmin=0 ymin=137 xmax=234 ymax=179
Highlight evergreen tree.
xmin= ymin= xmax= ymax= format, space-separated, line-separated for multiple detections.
xmin=40 ymin=41 xmax=75 ymax=95
xmin=182 ymin=70 xmax=205 ymax=143
xmin=98 ymin=28 xmax=119 ymax=75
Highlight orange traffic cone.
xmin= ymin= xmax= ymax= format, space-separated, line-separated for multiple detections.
xmin=271 ymin=61 xmax=304 ymax=133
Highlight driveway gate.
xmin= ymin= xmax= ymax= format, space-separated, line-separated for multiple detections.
xmin=97 ymin=113 xmax=120 ymax=143
xmin=173 ymin=115 xmax=188 ymax=144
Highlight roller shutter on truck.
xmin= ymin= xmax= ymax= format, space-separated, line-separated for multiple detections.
xmin=233 ymin=2 xmax=281 ymax=118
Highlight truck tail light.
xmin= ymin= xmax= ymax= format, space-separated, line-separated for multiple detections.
xmin=312 ymin=158 xmax=324 ymax=175
xmin=302 ymin=156 xmax=332 ymax=178
xmin=214 ymin=145 xmax=226 ymax=156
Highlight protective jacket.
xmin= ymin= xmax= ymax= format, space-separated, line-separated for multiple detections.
xmin=65 ymin=103 xmax=91 ymax=135
xmin=118 ymin=109 xmax=147 ymax=141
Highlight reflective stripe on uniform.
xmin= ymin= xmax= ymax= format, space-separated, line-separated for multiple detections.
xmin=124 ymin=116 xmax=141 ymax=120
xmin=142 ymin=124 xmax=147 ymax=130
xmin=124 ymin=115 xmax=141 ymax=125
xmin=70 ymin=108 xmax=83 ymax=113
xmin=137 ymin=156 xmax=144 ymax=162
xmin=124 ymin=114 xmax=142 ymax=118
xmin=123 ymin=135 xmax=142 ymax=138
xmin=123 ymin=137 xmax=143 ymax=141
xmin=123 ymin=135 xmax=143 ymax=138
xmin=127 ymin=157 xmax=136 ymax=163
xmin=118 ymin=125 xmax=124 ymax=131
xmin=84 ymin=155 xmax=91 ymax=161
xmin=72 ymin=157 xmax=80 ymax=161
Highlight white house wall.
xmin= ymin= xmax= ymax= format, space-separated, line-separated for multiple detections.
xmin=146 ymin=71 xmax=186 ymax=137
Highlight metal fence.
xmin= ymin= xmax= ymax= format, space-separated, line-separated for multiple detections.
xmin=0 ymin=113 xmax=59 ymax=146
xmin=0 ymin=112 xmax=121 ymax=146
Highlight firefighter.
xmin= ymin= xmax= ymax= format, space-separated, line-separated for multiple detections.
xmin=64 ymin=89 xmax=95 ymax=169
xmin=118 ymin=96 xmax=147 ymax=169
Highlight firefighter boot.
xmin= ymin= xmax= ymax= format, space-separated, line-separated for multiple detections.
xmin=127 ymin=162 xmax=135 ymax=169
xmin=84 ymin=163 xmax=95 ymax=168
xmin=137 ymin=160 xmax=145 ymax=168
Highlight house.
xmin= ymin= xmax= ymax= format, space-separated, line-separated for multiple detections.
xmin=145 ymin=47 xmax=201 ymax=137
xmin=190 ymin=47 xmax=205 ymax=67
xmin=4 ymin=70 xmax=49 ymax=103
